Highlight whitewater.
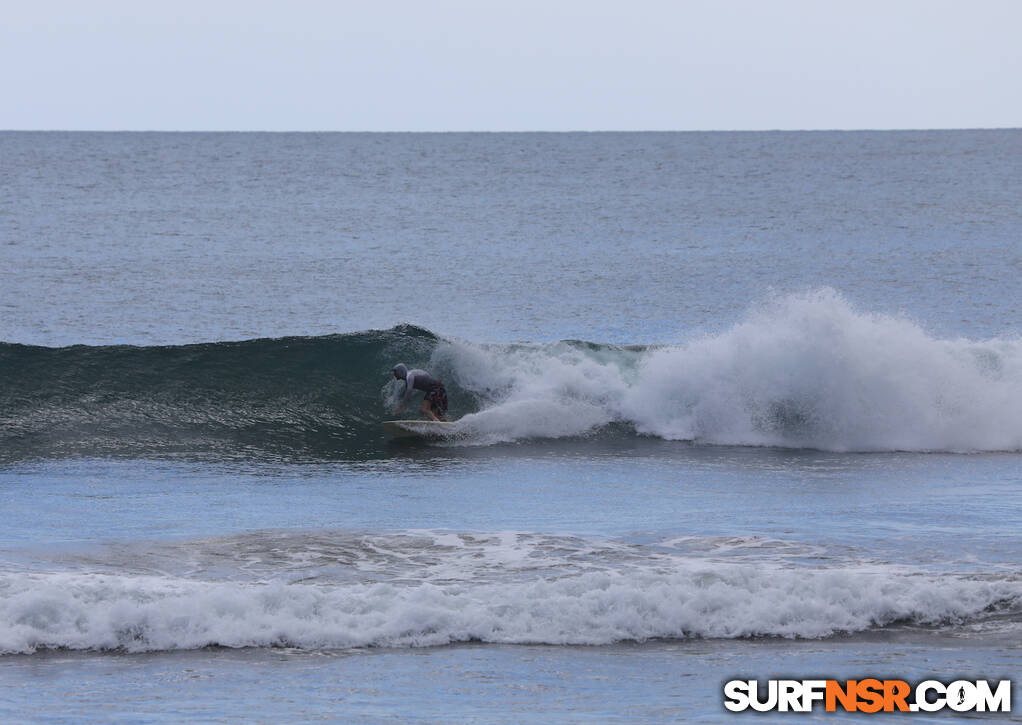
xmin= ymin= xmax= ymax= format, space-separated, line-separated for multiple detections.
xmin=439 ymin=290 xmax=1022 ymax=452
xmin=5 ymin=555 xmax=1019 ymax=654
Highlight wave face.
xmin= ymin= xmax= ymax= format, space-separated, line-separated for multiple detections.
xmin=3 ymin=531 xmax=1019 ymax=654
xmin=0 ymin=325 xmax=439 ymax=460
xmin=2 ymin=291 xmax=1021 ymax=458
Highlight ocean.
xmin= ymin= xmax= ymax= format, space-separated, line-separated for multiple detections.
xmin=1 ymin=130 xmax=1020 ymax=722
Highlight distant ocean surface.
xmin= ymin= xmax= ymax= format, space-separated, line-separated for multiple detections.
xmin=1 ymin=131 xmax=1020 ymax=722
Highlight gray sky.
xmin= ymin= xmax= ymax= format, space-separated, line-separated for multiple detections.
xmin=3 ymin=0 xmax=1020 ymax=131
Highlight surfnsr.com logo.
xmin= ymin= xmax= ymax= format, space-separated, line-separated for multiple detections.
xmin=723 ymin=679 xmax=1012 ymax=713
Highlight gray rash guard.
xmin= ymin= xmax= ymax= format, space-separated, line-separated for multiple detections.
xmin=392 ymin=364 xmax=438 ymax=407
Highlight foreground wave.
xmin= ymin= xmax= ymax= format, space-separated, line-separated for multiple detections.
xmin=3 ymin=529 xmax=1019 ymax=654
xmin=2 ymin=291 xmax=1020 ymax=458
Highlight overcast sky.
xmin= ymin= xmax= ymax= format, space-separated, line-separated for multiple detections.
xmin=3 ymin=0 xmax=1020 ymax=131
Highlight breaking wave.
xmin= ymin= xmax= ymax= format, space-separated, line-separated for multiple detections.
xmin=2 ymin=291 xmax=1020 ymax=458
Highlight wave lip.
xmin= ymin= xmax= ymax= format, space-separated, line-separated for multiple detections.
xmin=2 ymin=565 xmax=1018 ymax=654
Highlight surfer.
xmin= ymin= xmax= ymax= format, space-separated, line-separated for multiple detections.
xmin=392 ymin=363 xmax=448 ymax=422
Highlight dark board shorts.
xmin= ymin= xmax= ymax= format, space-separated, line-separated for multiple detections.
xmin=426 ymin=382 xmax=448 ymax=415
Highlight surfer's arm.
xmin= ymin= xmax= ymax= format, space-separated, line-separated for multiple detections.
xmin=396 ymin=375 xmax=415 ymax=410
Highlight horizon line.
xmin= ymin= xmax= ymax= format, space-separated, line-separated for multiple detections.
xmin=2 ymin=126 xmax=1021 ymax=134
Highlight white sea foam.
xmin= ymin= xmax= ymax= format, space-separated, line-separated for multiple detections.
xmin=2 ymin=562 xmax=1017 ymax=654
xmin=436 ymin=290 xmax=1022 ymax=451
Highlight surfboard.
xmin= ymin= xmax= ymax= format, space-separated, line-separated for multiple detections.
xmin=382 ymin=420 xmax=460 ymax=439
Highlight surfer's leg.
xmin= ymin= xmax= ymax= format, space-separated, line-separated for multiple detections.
xmin=419 ymin=398 xmax=438 ymax=421
xmin=419 ymin=399 xmax=441 ymax=422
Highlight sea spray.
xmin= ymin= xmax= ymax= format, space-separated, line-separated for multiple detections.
xmin=619 ymin=290 xmax=1022 ymax=450
xmin=441 ymin=291 xmax=1022 ymax=451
